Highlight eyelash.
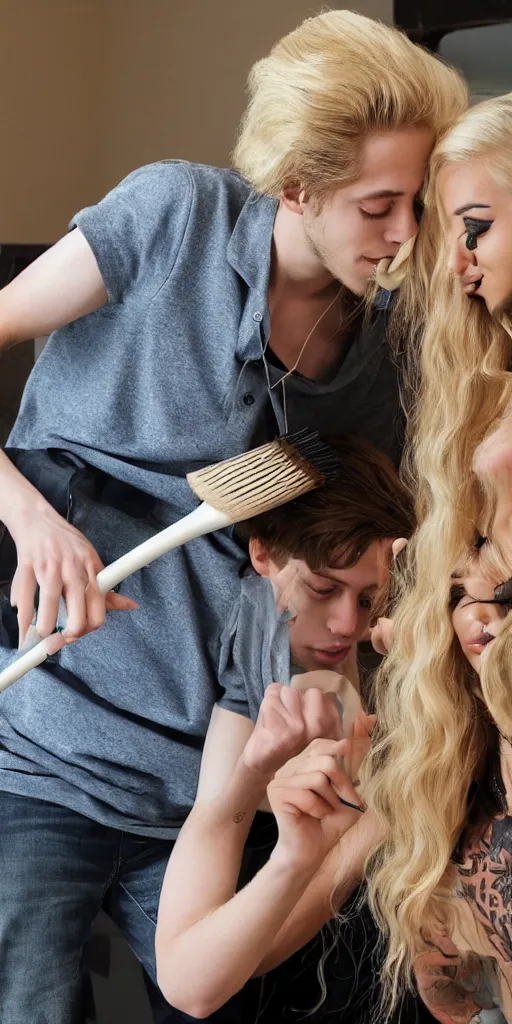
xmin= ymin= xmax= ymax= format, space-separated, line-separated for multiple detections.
xmin=463 ymin=217 xmax=493 ymax=251
xmin=449 ymin=583 xmax=466 ymax=609
xmin=307 ymin=584 xmax=336 ymax=597
xmin=360 ymin=208 xmax=392 ymax=220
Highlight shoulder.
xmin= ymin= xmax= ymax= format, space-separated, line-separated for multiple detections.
xmin=221 ymin=573 xmax=274 ymax=642
xmin=132 ymin=160 xmax=252 ymax=213
xmin=85 ymin=160 xmax=252 ymax=219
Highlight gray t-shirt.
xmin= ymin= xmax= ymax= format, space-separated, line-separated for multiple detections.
xmin=218 ymin=574 xmax=292 ymax=723
xmin=0 ymin=161 xmax=402 ymax=837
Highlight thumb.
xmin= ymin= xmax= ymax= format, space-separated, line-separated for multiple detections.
xmin=392 ymin=537 xmax=408 ymax=560
xmin=105 ymin=593 xmax=138 ymax=612
xmin=354 ymin=712 xmax=376 ymax=738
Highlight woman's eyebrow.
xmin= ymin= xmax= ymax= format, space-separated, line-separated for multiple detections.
xmin=453 ymin=202 xmax=491 ymax=216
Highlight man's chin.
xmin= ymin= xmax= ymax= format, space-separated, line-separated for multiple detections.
xmin=342 ymin=274 xmax=367 ymax=298
xmin=302 ymin=652 xmax=349 ymax=673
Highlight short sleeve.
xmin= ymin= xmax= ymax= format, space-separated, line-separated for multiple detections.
xmin=216 ymin=597 xmax=253 ymax=721
xmin=71 ymin=161 xmax=193 ymax=304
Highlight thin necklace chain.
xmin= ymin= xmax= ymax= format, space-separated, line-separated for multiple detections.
xmin=269 ymin=284 xmax=343 ymax=391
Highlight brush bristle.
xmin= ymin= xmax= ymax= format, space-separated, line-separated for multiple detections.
xmin=186 ymin=429 xmax=340 ymax=521
xmin=280 ymin=428 xmax=342 ymax=484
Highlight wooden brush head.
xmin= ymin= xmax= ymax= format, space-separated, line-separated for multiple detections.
xmin=186 ymin=429 xmax=340 ymax=521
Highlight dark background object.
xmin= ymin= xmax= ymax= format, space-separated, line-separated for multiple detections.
xmin=394 ymin=0 xmax=512 ymax=49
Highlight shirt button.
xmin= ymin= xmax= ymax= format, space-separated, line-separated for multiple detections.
xmin=253 ymin=311 xmax=263 ymax=322
xmin=243 ymin=392 xmax=255 ymax=406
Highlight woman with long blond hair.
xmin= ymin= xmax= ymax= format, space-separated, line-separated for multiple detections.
xmin=363 ymin=94 xmax=512 ymax=1022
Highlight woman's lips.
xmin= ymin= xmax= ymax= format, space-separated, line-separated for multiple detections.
xmin=466 ymin=629 xmax=495 ymax=654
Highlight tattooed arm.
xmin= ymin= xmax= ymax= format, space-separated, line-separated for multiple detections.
xmin=415 ymin=941 xmax=505 ymax=1024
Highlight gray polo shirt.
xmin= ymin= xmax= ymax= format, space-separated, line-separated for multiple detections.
xmin=0 ymin=161 xmax=402 ymax=837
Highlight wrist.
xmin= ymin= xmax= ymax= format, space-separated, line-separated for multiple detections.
xmin=192 ymin=759 xmax=270 ymax=831
xmin=0 ymin=459 xmax=52 ymax=535
xmin=270 ymin=839 xmax=324 ymax=879
xmin=5 ymin=488 xmax=55 ymax=538
xmin=238 ymin=752 xmax=274 ymax=789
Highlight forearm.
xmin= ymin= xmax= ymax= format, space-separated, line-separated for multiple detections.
xmin=256 ymin=811 xmax=375 ymax=973
xmin=160 ymin=757 xmax=268 ymax=910
xmin=0 ymin=451 xmax=56 ymax=534
xmin=156 ymin=756 xmax=271 ymax=1009
xmin=156 ymin=842 xmax=319 ymax=1017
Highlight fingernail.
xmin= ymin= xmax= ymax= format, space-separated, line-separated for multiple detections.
xmin=282 ymin=608 xmax=297 ymax=623
xmin=19 ymin=624 xmax=40 ymax=650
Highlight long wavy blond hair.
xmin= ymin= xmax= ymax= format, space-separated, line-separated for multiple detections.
xmin=233 ymin=10 xmax=466 ymax=202
xmin=362 ymin=95 xmax=512 ymax=1014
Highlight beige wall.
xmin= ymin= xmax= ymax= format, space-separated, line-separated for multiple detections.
xmin=0 ymin=0 xmax=393 ymax=242
xmin=0 ymin=0 xmax=105 ymax=242
xmin=102 ymin=0 xmax=393 ymax=188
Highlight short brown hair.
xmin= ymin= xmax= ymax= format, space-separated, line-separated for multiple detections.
xmin=236 ymin=435 xmax=415 ymax=570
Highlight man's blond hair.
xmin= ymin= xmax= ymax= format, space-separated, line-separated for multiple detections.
xmin=233 ymin=10 xmax=467 ymax=201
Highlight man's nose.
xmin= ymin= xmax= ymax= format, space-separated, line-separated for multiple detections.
xmin=383 ymin=202 xmax=418 ymax=248
xmin=327 ymin=593 xmax=359 ymax=637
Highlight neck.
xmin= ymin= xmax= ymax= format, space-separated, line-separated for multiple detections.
xmin=270 ymin=201 xmax=336 ymax=301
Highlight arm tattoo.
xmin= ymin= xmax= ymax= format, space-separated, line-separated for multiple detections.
xmin=233 ymin=811 xmax=246 ymax=824
xmin=457 ymin=814 xmax=512 ymax=965
xmin=415 ymin=950 xmax=502 ymax=1024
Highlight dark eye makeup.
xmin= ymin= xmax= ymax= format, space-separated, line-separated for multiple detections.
xmin=463 ymin=216 xmax=493 ymax=251
xmin=449 ymin=583 xmax=466 ymax=609
xmin=449 ymin=580 xmax=512 ymax=615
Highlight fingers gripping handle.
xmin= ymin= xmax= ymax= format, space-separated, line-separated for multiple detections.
xmin=0 ymin=502 xmax=232 ymax=692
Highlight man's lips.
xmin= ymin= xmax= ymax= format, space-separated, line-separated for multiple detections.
xmin=463 ymin=276 xmax=483 ymax=296
xmin=309 ymin=645 xmax=351 ymax=664
xmin=363 ymin=255 xmax=394 ymax=267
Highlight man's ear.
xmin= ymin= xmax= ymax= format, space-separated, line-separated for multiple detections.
xmin=249 ymin=537 xmax=272 ymax=578
xmin=281 ymin=183 xmax=307 ymax=216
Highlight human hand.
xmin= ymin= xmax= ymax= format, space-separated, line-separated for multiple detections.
xmin=370 ymin=616 xmax=394 ymax=655
xmin=9 ymin=502 xmax=137 ymax=649
xmin=474 ymin=402 xmax=512 ymax=564
xmin=343 ymin=710 xmax=376 ymax=783
xmin=369 ymin=538 xmax=408 ymax=655
xmin=241 ymin=683 xmax=343 ymax=779
xmin=268 ymin=737 xmax=364 ymax=867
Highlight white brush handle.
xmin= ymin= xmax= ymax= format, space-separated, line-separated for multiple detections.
xmin=0 ymin=502 xmax=232 ymax=692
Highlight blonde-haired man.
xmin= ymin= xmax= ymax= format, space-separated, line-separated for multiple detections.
xmin=0 ymin=11 xmax=463 ymax=1024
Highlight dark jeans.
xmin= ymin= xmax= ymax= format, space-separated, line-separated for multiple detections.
xmin=0 ymin=791 xmax=192 ymax=1024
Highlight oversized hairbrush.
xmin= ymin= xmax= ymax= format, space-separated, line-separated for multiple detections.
xmin=0 ymin=429 xmax=340 ymax=690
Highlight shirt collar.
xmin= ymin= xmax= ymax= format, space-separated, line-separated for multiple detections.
xmin=227 ymin=191 xmax=278 ymax=291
